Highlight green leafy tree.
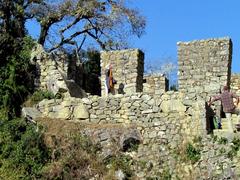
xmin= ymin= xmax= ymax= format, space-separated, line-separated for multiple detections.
xmin=0 ymin=0 xmax=39 ymax=118
xmin=0 ymin=1 xmax=50 ymax=179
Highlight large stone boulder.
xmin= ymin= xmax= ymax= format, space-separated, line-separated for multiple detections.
xmin=22 ymin=107 xmax=43 ymax=122
xmin=73 ymin=103 xmax=89 ymax=119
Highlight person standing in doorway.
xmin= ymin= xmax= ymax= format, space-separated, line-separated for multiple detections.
xmin=105 ymin=64 xmax=117 ymax=95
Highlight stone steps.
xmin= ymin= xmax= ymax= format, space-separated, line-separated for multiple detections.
xmin=213 ymin=117 xmax=240 ymax=141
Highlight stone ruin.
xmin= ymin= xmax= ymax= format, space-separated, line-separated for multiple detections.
xmin=23 ymin=37 xmax=240 ymax=178
xmin=178 ymin=37 xmax=232 ymax=131
xmin=30 ymin=44 xmax=86 ymax=98
xmin=28 ymin=37 xmax=236 ymax=136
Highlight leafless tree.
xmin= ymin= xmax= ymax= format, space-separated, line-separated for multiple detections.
xmin=26 ymin=0 xmax=146 ymax=52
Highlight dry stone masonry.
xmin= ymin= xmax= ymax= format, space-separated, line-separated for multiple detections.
xmin=100 ymin=49 xmax=144 ymax=96
xmin=231 ymin=73 xmax=240 ymax=96
xmin=30 ymin=44 xmax=86 ymax=98
xmin=24 ymin=36 xmax=240 ymax=179
xmin=30 ymin=44 xmax=68 ymax=92
xmin=178 ymin=37 xmax=232 ymax=100
xmin=143 ymin=74 xmax=169 ymax=95
xmin=35 ymin=92 xmax=205 ymax=139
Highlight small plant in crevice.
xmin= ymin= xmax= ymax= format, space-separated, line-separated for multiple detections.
xmin=185 ymin=143 xmax=201 ymax=164
xmin=227 ymin=137 xmax=240 ymax=160
xmin=104 ymin=154 xmax=134 ymax=179
xmin=219 ymin=147 xmax=226 ymax=155
xmin=24 ymin=90 xmax=55 ymax=107
xmin=193 ymin=136 xmax=202 ymax=144
xmin=137 ymin=160 xmax=148 ymax=169
xmin=153 ymin=167 xmax=172 ymax=180
xmin=218 ymin=137 xmax=228 ymax=145
xmin=211 ymin=134 xmax=218 ymax=143
xmin=161 ymin=167 xmax=172 ymax=180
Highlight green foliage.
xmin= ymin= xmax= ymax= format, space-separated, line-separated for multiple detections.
xmin=147 ymin=167 xmax=172 ymax=180
xmin=0 ymin=36 xmax=35 ymax=119
xmin=72 ymin=134 xmax=101 ymax=154
xmin=185 ymin=143 xmax=201 ymax=164
xmin=0 ymin=21 xmax=49 ymax=178
xmin=227 ymin=137 xmax=240 ymax=159
xmin=105 ymin=154 xmax=133 ymax=178
xmin=218 ymin=137 xmax=228 ymax=145
xmin=161 ymin=168 xmax=172 ymax=180
xmin=0 ymin=118 xmax=50 ymax=179
xmin=83 ymin=50 xmax=101 ymax=75
xmin=211 ymin=134 xmax=218 ymax=143
xmin=25 ymin=90 xmax=55 ymax=107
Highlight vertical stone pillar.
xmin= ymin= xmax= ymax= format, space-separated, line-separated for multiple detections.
xmin=178 ymin=37 xmax=232 ymax=133
xmin=100 ymin=49 xmax=144 ymax=96
xmin=178 ymin=37 xmax=232 ymax=100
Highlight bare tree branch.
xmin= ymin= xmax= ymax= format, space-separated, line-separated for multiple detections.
xmin=86 ymin=31 xmax=106 ymax=50
xmin=49 ymin=28 xmax=93 ymax=52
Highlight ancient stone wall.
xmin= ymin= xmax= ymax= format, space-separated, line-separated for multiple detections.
xmin=143 ymin=74 xmax=169 ymax=95
xmin=100 ymin=49 xmax=144 ymax=96
xmin=31 ymin=45 xmax=69 ymax=91
xmin=231 ymin=73 xmax=240 ymax=96
xmin=30 ymin=45 xmax=86 ymax=98
xmin=36 ymin=92 xmax=205 ymax=138
xmin=178 ymin=37 xmax=232 ymax=100
xmin=34 ymin=93 xmax=239 ymax=179
xmin=27 ymin=37 xmax=240 ymax=179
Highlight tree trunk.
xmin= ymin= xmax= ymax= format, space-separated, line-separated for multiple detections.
xmin=38 ymin=24 xmax=50 ymax=45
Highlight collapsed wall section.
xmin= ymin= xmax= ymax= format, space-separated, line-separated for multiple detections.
xmin=100 ymin=49 xmax=144 ymax=96
xmin=178 ymin=37 xmax=232 ymax=100
xmin=30 ymin=44 xmax=86 ymax=98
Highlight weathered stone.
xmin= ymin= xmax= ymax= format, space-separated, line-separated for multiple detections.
xmin=160 ymin=100 xmax=186 ymax=113
xmin=100 ymin=49 xmax=144 ymax=96
xmin=178 ymin=37 xmax=231 ymax=102
xmin=73 ymin=103 xmax=89 ymax=119
xmin=51 ymin=107 xmax=71 ymax=119
xmin=141 ymin=94 xmax=152 ymax=102
xmin=82 ymin=98 xmax=92 ymax=105
xmin=142 ymin=109 xmax=153 ymax=114
xmin=22 ymin=107 xmax=43 ymax=121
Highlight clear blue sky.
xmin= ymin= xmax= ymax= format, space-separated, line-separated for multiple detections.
xmin=131 ymin=0 xmax=240 ymax=73
xmin=26 ymin=0 xmax=240 ymax=73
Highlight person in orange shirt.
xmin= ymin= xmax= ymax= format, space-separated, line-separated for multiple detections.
xmin=105 ymin=64 xmax=117 ymax=95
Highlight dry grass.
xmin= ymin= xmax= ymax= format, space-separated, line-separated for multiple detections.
xmin=37 ymin=118 xmax=138 ymax=179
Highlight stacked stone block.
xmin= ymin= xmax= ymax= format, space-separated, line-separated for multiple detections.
xmin=178 ymin=37 xmax=232 ymax=100
xmin=143 ymin=74 xmax=169 ymax=95
xmin=231 ymin=73 xmax=240 ymax=96
xmin=100 ymin=49 xmax=144 ymax=96
xmin=35 ymin=92 xmax=240 ymax=178
xmin=30 ymin=44 xmax=87 ymax=97
xmin=37 ymin=91 xmax=205 ymax=138
xmin=31 ymin=44 xmax=69 ymax=90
